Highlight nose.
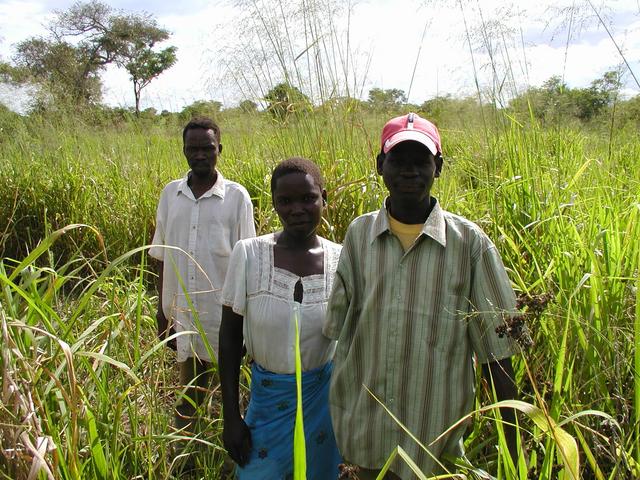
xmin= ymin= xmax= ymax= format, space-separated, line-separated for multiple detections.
xmin=290 ymin=200 xmax=305 ymax=215
xmin=400 ymin=163 xmax=419 ymax=176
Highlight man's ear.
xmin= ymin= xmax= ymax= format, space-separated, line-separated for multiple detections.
xmin=218 ymin=143 xmax=223 ymax=154
xmin=321 ymin=189 xmax=328 ymax=206
xmin=434 ymin=153 xmax=443 ymax=177
xmin=376 ymin=151 xmax=386 ymax=175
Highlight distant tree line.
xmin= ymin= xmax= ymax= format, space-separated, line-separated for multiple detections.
xmin=2 ymin=70 xmax=638 ymax=132
xmin=233 ymin=74 xmax=639 ymax=129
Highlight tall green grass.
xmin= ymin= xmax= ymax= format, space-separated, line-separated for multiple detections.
xmin=1 ymin=109 xmax=639 ymax=478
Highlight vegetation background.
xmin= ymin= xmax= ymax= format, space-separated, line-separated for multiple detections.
xmin=1 ymin=0 xmax=639 ymax=479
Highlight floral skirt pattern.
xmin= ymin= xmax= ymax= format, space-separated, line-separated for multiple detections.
xmin=236 ymin=361 xmax=342 ymax=480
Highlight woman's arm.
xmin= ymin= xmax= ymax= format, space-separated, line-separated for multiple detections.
xmin=219 ymin=305 xmax=252 ymax=466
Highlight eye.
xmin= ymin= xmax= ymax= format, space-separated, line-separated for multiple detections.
xmin=186 ymin=145 xmax=215 ymax=153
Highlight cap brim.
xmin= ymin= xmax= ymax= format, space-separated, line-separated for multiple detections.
xmin=383 ymin=131 xmax=438 ymax=155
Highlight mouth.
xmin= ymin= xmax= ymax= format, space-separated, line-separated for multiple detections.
xmin=396 ymin=182 xmax=424 ymax=192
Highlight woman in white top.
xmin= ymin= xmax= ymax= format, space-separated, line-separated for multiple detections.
xmin=219 ymin=158 xmax=342 ymax=479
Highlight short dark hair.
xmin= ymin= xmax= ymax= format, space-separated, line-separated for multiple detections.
xmin=271 ymin=157 xmax=325 ymax=193
xmin=182 ymin=117 xmax=221 ymax=143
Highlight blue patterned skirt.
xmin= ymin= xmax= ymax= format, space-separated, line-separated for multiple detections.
xmin=236 ymin=361 xmax=342 ymax=480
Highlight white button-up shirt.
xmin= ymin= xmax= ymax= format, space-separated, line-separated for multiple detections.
xmin=149 ymin=172 xmax=256 ymax=362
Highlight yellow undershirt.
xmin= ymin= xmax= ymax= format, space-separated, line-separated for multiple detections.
xmin=388 ymin=213 xmax=423 ymax=251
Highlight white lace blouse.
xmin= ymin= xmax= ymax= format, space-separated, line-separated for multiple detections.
xmin=221 ymin=233 xmax=342 ymax=374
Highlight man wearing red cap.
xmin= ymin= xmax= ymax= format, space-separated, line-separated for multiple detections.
xmin=324 ymin=113 xmax=521 ymax=478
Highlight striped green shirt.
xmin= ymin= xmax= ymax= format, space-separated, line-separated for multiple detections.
xmin=324 ymin=199 xmax=518 ymax=478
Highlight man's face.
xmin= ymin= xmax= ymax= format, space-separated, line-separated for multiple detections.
xmin=377 ymin=140 xmax=442 ymax=203
xmin=183 ymin=128 xmax=220 ymax=178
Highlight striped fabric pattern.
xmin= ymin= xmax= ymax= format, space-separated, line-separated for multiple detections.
xmin=324 ymin=199 xmax=518 ymax=479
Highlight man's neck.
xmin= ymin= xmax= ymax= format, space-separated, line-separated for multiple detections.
xmin=188 ymin=171 xmax=218 ymax=198
xmin=387 ymin=196 xmax=434 ymax=224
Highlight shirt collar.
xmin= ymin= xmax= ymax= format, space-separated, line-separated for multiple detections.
xmin=371 ymin=197 xmax=447 ymax=248
xmin=176 ymin=171 xmax=226 ymax=199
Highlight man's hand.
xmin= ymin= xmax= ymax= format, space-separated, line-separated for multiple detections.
xmin=156 ymin=309 xmax=176 ymax=351
xmin=482 ymin=358 xmax=523 ymax=467
xmin=223 ymin=416 xmax=252 ymax=466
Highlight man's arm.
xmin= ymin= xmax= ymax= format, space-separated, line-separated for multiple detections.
xmin=481 ymin=358 xmax=519 ymax=465
xmin=468 ymin=235 xmax=524 ymax=466
xmin=155 ymin=261 xmax=176 ymax=350
xmin=219 ymin=306 xmax=252 ymax=466
xmin=238 ymin=190 xmax=256 ymax=240
xmin=323 ymin=227 xmax=356 ymax=340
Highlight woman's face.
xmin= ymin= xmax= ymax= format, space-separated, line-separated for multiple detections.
xmin=272 ymin=172 xmax=326 ymax=240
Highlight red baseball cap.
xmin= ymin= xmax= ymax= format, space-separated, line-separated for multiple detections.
xmin=381 ymin=112 xmax=441 ymax=155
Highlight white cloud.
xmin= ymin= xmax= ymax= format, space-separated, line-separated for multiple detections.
xmin=0 ymin=1 xmax=50 ymax=54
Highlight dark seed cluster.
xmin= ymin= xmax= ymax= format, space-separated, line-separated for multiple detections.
xmin=337 ymin=463 xmax=361 ymax=479
xmin=496 ymin=292 xmax=553 ymax=348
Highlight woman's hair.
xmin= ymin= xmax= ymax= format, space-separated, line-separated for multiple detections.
xmin=270 ymin=157 xmax=324 ymax=193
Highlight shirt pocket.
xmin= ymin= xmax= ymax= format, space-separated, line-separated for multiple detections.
xmin=431 ymin=294 xmax=469 ymax=356
xmin=207 ymin=220 xmax=233 ymax=258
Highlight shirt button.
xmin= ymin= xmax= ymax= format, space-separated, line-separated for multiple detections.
xmin=192 ymin=226 xmax=196 ymax=230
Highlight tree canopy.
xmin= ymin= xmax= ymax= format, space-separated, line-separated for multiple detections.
xmin=180 ymin=100 xmax=223 ymax=121
xmin=509 ymin=71 xmax=622 ymax=124
xmin=367 ymin=88 xmax=407 ymax=112
xmin=264 ymin=83 xmax=311 ymax=121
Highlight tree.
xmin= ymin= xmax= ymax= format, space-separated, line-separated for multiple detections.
xmin=180 ymin=100 xmax=223 ymax=120
xmin=367 ymin=88 xmax=407 ymax=112
xmin=121 ymin=45 xmax=177 ymax=115
xmin=264 ymin=83 xmax=311 ymax=121
xmin=239 ymin=100 xmax=258 ymax=113
xmin=617 ymin=94 xmax=640 ymax=127
xmin=13 ymin=38 xmax=103 ymax=105
xmin=572 ymin=70 xmax=622 ymax=121
xmin=509 ymin=76 xmax=578 ymax=124
xmin=419 ymin=95 xmax=482 ymax=127
xmin=10 ymin=1 xmax=176 ymax=111
xmin=509 ymin=71 xmax=623 ymax=124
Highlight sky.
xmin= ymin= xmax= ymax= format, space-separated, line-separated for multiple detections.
xmin=0 ymin=0 xmax=639 ymax=113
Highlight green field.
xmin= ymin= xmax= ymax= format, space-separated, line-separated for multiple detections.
xmin=1 ymin=107 xmax=639 ymax=479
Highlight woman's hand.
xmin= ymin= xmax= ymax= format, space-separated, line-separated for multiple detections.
xmin=223 ymin=416 xmax=252 ymax=466
xmin=219 ymin=306 xmax=249 ymax=465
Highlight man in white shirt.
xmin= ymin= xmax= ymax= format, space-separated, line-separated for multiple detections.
xmin=149 ymin=117 xmax=255 ymax=465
